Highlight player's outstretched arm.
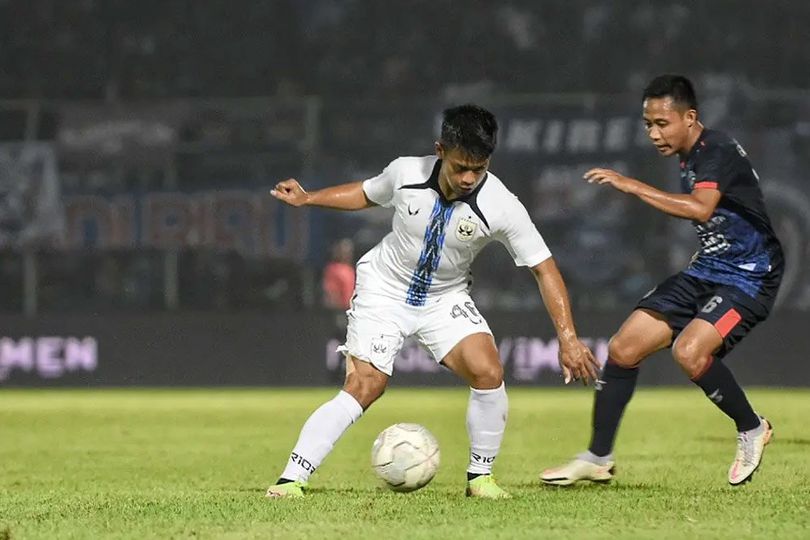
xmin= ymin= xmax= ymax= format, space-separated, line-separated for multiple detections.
xmin=530 ymin=258 xmax=600 ymax=385
xmin=583 ymin=168 xmax=720 ymax=222
xmin=271 ymin=179 xmax=376 ymax=211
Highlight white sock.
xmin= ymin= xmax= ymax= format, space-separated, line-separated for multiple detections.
xmin=466 ymin=382 xmax=508 ymax=476
xmin=279 ymin=390 xmax=363 ymax=483
xmin=741 ymin=417 xmax=765 ymax=436
xmin=578 ymin=450 xmax=614 ymax=466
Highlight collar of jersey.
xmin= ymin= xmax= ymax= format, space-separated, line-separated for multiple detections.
xmin=399 ymin=158 xmax=489 ymax=206
xmin=685 ymin=128 xmax=712 ymax=161
xmin=399 ymin=159 xmax=491 ymax=229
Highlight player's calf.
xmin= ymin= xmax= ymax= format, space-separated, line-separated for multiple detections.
xmin=342 ymin=356 xmax=389 ymax=410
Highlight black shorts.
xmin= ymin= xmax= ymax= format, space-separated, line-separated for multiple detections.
xmin=635 ymin=271 xmax=780 ymax=358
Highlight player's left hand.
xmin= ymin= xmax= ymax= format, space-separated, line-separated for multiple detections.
xmin=583 ymin=168 xmax=638 ymax=194
xmin=558 ymin=339 xmax=601 ymax=386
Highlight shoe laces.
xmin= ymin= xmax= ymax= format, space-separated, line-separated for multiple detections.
xmin=475 ymin=474 xmax=497 ymax=485
xmin=472 ymin=474 xmax=504 ymax=490
xmin=736 ymin=431 xmax=756 ymax=466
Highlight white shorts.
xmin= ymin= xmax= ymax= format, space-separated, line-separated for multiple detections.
xmin=339 ymin=290 xmax=493 ymax=376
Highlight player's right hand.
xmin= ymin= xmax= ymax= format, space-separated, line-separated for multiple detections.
xmin=271 ymin=179 xmax=310 ymax=207
xmin=558 ymin=340 xmax=601 ymax=386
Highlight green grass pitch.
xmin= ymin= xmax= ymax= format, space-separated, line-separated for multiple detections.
xmin=1 ymin=387 xmax=809 ymax=539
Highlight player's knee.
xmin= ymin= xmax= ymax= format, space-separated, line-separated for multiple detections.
xmin=671 ymin=337 xmax=709 ymax=378
xmin=607 ymin=335 xmax=644 ymax=368
xmin=344 ymin=377 xmax=386 ymax=409
xmin=470 ymin=361 xmax=503 ymax=389
xmin=343 ymin=367 xmax=387 ymax=409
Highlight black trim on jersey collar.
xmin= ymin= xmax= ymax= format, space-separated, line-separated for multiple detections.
xmin=399 ymin=159 xmax=490 ymax=229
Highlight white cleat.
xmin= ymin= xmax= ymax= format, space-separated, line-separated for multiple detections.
xmin=728 ymin=417 xmax=773 ymax=486
xmin=541 ymin=457 xmax=615 ymax=486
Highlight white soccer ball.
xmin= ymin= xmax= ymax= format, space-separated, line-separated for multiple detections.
xmin=371 ymin=423 xmax=440 ymax=492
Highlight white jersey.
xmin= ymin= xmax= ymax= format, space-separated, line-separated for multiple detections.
xmin=358 ymin=155 xmax=551 ymax=306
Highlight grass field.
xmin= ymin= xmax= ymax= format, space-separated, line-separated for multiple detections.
xmin=1 ymin=387 xmax=809 ymax=539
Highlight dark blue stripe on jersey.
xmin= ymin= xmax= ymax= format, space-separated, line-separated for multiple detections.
xmin=405 ymin=199 xmax=455 ymax=306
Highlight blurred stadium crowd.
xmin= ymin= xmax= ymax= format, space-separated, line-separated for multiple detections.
xmin=2 ymin=0 xmax=808 ymax=100
xmin=0 ymin=0 xmax=809 ymax=316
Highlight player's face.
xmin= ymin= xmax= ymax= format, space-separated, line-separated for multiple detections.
xmin=642 ymin=97 xmax=696 ymax=156
xmin=435 ymin=144 xmax=490 ymax=198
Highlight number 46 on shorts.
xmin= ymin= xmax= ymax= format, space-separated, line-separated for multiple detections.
xmin=450 ymin=302 xmax=482 ymax=324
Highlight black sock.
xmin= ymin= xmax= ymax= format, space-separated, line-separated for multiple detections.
xmin=692 ymin=358 xmax=760 ymax=432
xmin=588 ymin=361 xmax=640 ymax=457
xmin=276 ymin=478 xmax=294 ymax=485
xmin=466 ymin=472 xmax=488 ymax=481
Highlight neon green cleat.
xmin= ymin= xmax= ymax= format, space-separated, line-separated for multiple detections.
xmin=265 ymin=480 xmax=307 ymax=499
xmin=465 ymin=475 xmax=512 ymax=499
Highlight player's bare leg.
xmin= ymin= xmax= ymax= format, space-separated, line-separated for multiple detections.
xmin=267 ymin=356 xmax=388 ymax=498
xmin=542 ymin=309 xmax=672 ymax=486
xmin=673 ymin=320 xmax=772 ymax=485
xmin=442 ymin=332 xmax=511 ymax=498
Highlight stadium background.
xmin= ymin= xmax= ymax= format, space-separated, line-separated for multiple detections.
xmin=1 ymin=0 xmax=809 ymax=387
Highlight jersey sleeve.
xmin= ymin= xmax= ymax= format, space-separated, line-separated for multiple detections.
xmin=693 ymin=143 xmax=733 ymax=192
xmin=362 ymin=158 xmax=401 ymax=207
xmin=494 ymin=195 xmax=552 ymax=267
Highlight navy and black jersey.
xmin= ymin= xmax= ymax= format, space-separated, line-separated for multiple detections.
xmin=679 ymin=128 xmax=783 ymax=300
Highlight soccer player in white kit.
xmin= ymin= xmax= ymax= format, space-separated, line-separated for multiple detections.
xmin=266 ymin=104 xmax=600 ymax=499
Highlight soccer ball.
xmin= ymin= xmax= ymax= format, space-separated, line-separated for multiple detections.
xmin=371 ymin=423 xmax=440 ymax=492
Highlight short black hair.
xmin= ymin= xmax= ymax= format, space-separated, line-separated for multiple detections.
xmin=440 ymin=104 xmax=498 ymax=160
xmin=642 ymin=74 xmax=698 ymax=111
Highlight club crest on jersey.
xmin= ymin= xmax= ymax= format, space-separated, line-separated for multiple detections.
xmin=686 ymin=170 xmax=696 ymax=188
xmin=455 ymin=218 xmax=477 ymax=241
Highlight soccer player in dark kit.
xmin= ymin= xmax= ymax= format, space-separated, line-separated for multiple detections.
xmin=542 ymin=74 xmax=784 ymax=486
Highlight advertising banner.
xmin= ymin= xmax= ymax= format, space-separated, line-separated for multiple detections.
xmin=0 ymin=311 xmax=803 ymax=387
xmin=57 ymin=104 xmax=185 ymax=164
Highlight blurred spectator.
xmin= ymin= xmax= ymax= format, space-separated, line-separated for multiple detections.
xmin=322 ymin=238 xmax=355 ymax=310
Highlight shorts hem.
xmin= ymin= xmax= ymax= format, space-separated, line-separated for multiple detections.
xmin=337 ymin=344 xmax=393 ymax=376
xmin=427 ymin=328 xmax=494 ymax=363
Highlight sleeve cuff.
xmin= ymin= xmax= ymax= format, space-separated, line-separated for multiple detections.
xmin=361 ymin=179 xmax=392 ymax=207
xmin=515 ymin=247 xmax=552 ymax=268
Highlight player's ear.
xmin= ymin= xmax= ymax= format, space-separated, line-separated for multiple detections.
xmin=685 ymin=109 xmax=698 ymax=128
xmin=435 ymin=142 xmax=444 ymax=159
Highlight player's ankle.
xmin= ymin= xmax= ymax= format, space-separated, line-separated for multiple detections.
xmin=740 ymin=419 xmax=764 ymax=436
xmin=578 ymin=450 xmax=613 ymax=466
